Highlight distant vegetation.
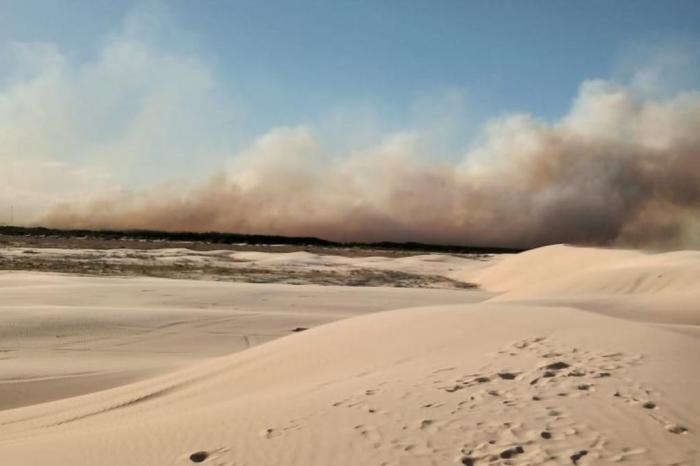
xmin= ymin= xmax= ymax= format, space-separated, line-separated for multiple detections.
xmin=0 ymin=226 xmax=523 ymax=255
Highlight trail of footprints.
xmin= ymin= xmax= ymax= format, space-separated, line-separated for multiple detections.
xmin=194 ymin=337 xmax=691 ymax=464
xmin=180 ymin=336 xmax=693 ymax=465
xmin=330 ymin=336 xmax=691 ymax=465
xmin=447 ymin=336 xmax=687 ymax=465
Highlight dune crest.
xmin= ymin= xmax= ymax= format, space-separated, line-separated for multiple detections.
xmin=467 ymin=244 xmax=700 ymax=325
xmin=473 ymin=244 xmax=700 ymax=295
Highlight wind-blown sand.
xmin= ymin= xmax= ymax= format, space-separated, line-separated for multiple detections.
xmin=0 ymin=245 xmax=698 ymax=465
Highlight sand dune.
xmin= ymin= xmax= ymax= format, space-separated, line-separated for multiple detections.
xmin=473 ymin=245 xmax=700 ymax=296
xmin=471 ymin=244 xmax=700 ymax=326
xmin=0 ymin=245 xmax=698 ymax=465
xmin=0 ymin=272 xmax=481 ymax=410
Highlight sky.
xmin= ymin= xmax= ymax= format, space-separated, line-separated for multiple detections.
xmin=1 ymin=1 xmax=700 ymax=246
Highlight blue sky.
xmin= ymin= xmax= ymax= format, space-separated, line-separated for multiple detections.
xmin=1 ymin=1 xmax=700 ymax=224
xmin=3 ymin=0 xmax=699 ymax=126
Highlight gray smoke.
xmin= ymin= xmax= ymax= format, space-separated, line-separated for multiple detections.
xmin=41 ymin=80 xmax=700 ymax=249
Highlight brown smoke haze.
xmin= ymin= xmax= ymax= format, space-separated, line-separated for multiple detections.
xmin=41 ymin=80 xmax=700 ymax=249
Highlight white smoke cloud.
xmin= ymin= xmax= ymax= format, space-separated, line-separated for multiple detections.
xmin=0 ymin=10 xmax=235 ymax=223
xmin=40 ymin=76 xmax=700 ymax=248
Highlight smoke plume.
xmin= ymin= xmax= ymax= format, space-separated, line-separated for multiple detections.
xmin=41 ymin=80 xmax=700 ymax=249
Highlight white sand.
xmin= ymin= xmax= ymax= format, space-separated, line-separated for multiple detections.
xmin=0 ymin=273 xmax=481 ymax=410
xmin=0 ymin=245 xmax=698 ymax=465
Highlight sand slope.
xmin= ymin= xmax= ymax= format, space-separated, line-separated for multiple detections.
xmin=472 ymin=244 xmax=700 ymax=326
xmin=474 ymin=244 xmax=700 ymax=296
xmin=0 ymin=245 xmax=698 ymax=465
xmin=0 ymin=273 xmax=482 ymax=410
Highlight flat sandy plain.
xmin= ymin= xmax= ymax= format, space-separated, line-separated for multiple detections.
xmin=0 ymin=239 xmax=698 ymax=465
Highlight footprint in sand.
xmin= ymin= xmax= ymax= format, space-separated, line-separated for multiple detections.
xmin=354 ymin=424 xmax=382 ymax=446
xmin=499 ymin=445 xmax=525 ymax=459
xmin=665 ymin=423 xmax=688 ymax=434
xmin=189 ymin=451 xmax=209 ymax=463
xmin=570 ymin=449 xmax=588 ymax=464
xmin=544 ymin=361 xmax=571 ymax=371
